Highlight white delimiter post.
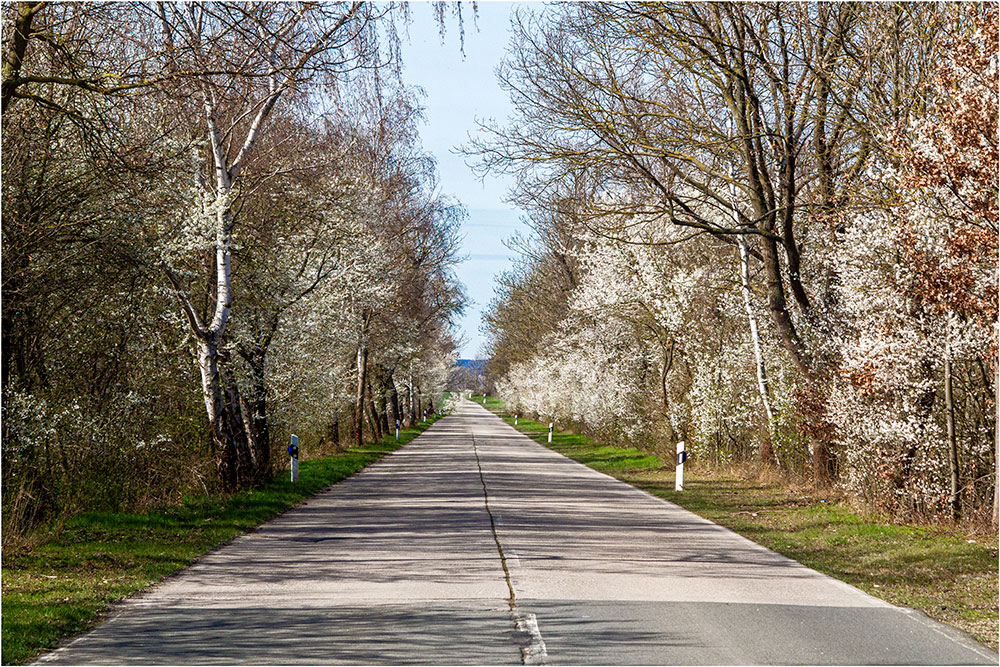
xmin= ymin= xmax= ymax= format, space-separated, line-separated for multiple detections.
xmin=515 ymin=415 xmax=518 ymax=426
xmin=675 ymin=440 xmax=686 ymax=491
xmin=290 ymin=434 xmax=299 ymax=483
xmin=548 ymin=422 xmax=553 ymax=443
xmin=483 ymin=395 xmax=487 ymax=405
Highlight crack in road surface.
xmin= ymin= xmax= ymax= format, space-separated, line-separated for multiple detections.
xmin=473 ymin=435 xmax=547 ymax=665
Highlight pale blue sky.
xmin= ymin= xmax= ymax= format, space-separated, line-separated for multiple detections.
xmin=399 ymin=1 xmax=530 ymax=359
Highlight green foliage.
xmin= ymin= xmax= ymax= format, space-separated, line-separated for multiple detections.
xmin=469 ymin=393 xmax=505 ymax=412
xmin=0 ymin=417 xmax=440 ymax=665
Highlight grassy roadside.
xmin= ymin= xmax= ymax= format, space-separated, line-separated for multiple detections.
xmin=474 ymin=395 xmax=999 ymax=651
xmin=1 ymin=415 xmax=443 ymax=665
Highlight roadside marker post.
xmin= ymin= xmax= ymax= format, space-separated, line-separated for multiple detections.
xmin=423 ymin=410 xmax=427 ymax=421
xmin=483 ymin=395 xmax=487 ymax=405
xmin=395 ymin=420 xmax=400 ymax=441
xmin=675 ymin=440 xmax=687 ymax=491
xmin=515 ymin=415 xmax=518 ymax=426
xmin=289 ymin=434 xmax=299 ymax=483
xmin=548 ymin=422 xmax=553 ymax=443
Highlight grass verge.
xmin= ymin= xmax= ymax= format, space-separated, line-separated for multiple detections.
xmin=476 ymin=395 xmax=999 ymax=651
xmin=1 ymin=416 xmax=442 ymax=665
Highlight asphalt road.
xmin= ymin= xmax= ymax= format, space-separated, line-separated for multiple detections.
xmin=38 ymin=400 xmax=996 ymax=665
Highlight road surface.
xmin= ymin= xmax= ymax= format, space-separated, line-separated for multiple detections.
xmin=38 ymin=400 xmax=996 ymax=665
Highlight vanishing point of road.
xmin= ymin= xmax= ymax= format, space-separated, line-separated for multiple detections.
xmin=38 ymin=400 xmax=996 ymax=665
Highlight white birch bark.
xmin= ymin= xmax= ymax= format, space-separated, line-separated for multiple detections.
xmin=727 ymin=155 xmax=778 ymax=461
xmin=738 ymin=235 xmax=776 ymax=430
xmin=156 ymin=2 xmax=368 ymax=486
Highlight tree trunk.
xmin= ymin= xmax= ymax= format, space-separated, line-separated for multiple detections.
xmin=764 ymin=259 xmax=832 ymax=485
xmin=725 ymin=149 xmax=778 ymax=467
xmin=994 ymin=237 xmax=999 ymax=528
xmin=994 ymin=348 xmax=999 ymax=528
xmin=245 ymin=354 xmax=271 ymax=483
xmin=411 ymin=380 xmax=420 ymax=424
xmin=376 ymin=369 xmax=391 ymax=433
xmin=1 ymin=2 xmax=41 ymax=115
xmin=355 ymin=341 xmax=369 ymax=448
xmin=896 ymin=373 xmax=938 ymax=512
xmin=388 ymin=373 xmax=401 ymax=428
xmin=327 ymin=413 xmax=340 ymax=449
xmin=944 ymin=338 xmax=959 ymax=521
xmin=811 ymin=416 xmax=832 ymax=485
xmin=2 ymin=292 xmax=18 ymax=391
xmin=196 ymin=337 xmax=252 ymax=491
xmin=407 ymin=372 xmax=416 ymax=426
xmin=221 ymin=360 xmax=254 ymax=482
xmin=366 ymin=378 xmax=383 ymax=441
xmin=737 ymin=236 xmax=779 ymax=467
xmin=730 ymin=75 xmax=825 ymax=483
xmin=188 ymin=129 xmax=244 ymax=489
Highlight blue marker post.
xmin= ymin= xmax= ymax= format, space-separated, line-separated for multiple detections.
xmin=289 ymin=434 xmax=299 ymax=483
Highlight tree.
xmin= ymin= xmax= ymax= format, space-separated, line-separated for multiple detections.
xmin=1 ymin=1 xmax=471 ymax=541
xmin=149 ymin=1 xmax=384 ymax=489
xmin=890 ymin=5 xmax=997 ymax=523
xmin=474 ymin=1 xmax=951 ymax=485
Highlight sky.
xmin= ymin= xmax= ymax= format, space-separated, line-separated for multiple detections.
xmin=398 ymin=1 xmax=530 ymax=360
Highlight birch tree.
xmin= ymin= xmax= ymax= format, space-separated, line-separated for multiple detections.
xmin=151 ymin=1 xmax=382 ymax=489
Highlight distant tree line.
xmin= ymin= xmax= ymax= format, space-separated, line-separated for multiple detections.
xmin=448 ymin=359 xmax=488 ymax=395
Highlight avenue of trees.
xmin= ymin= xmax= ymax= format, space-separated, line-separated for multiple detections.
xmin=476 ymin=3 xmax=998 ymax=525
xmin=2 ymin=2 xmax=466 ymax=541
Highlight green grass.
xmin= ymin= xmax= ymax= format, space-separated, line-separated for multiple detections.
xmin=1 ymin=415 xmax=443 ymax=665
xmin=469 ymin=392 xmax=506 ymax=412
xmin=484 ymin=401 xmax=999 ymax=651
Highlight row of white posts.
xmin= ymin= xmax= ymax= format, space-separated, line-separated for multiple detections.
xmin=336 ymin=392 xmax=691 ymax=493
xmin=504 ymin=419 xmax=687 ymax=492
